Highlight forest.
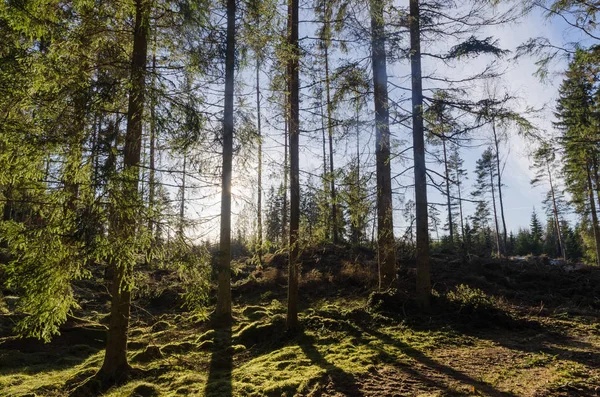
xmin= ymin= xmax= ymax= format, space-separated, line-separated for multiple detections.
xmin=0 ymin=0 xmax=599 ymax=395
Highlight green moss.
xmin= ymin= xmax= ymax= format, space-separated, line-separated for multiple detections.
xmin=161 ymin=342 xmax=196 ymax=355
xmin=242 ymin=305 xmax=272 ymax=321
xmin=130 ymin=382 xmax=160 ymax=397
xmin=197 ymin=340 xmax=214 ymax=350
xmin=132 ymin=345 xmax=163 ymax=363
xmin=197 ymin=329 xmax=216 ymax=342
xmin=233 ymin=315 xmax=285 ymax=347
xmin=151 ymin=320 xmax=171 ymax=332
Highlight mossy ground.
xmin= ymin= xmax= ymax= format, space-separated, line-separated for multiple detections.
xmin=1 ymin=249 xmax=599 ymax=396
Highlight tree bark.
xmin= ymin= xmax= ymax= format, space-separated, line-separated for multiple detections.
xmin=99 ymin=0 xmax=150 ymax=381
xmin=409 ymin=0 xmax=430 ymax=306
xmin=179 ymin=152 xmax=187 ymax=237
xmin=547 ymin=161 xmax=564 ymax=258
xmin=442 ymin=134 xmax=453 ymax=245
xmin=455 ymin=156 xmax=465 ymax=244
xmin=148 ymin=33 xmax=157 ymax=235
xmin=370 ymin=0 xmax=397 ymax=290
xmin=324 ymin=44 xmax=338 ymax=244
xmin=352 ymin=101 xmax=361 ymax=245
xmin=319 ymin=84 xmax=330 ymax=240
xmin=489 ymin=161 xmax=501 ymax=257
xmin=283 ymin=117 xmax=288 ymax=245
xmin=286 ymin=0 xmax=300 ymax=330
xmin=492 ymin=121 xmax=508 ymax=255
xmin=256 ymin=57 xmax=263 ymax=262
xmin=216 ymin=0 xmax=236 ymax=320
xmin=587 ymin=162 xmax=600 ymax=266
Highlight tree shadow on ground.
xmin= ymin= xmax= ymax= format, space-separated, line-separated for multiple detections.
xmin=357 ymin=324 xmax=521 ymax=397
xmin=204 ymin=320 xmax=233 ymax=397
xmin=297 ymin=331 xmax=364 ymax=396
xmin=0 ymin=339 xmax=102 ymax=376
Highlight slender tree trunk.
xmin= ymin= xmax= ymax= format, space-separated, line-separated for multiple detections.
xmin=90 ymin=114 xmax=99 ymax=190
xmin=216 ymin=0 xmax=236 ymax=321
xmin=586 ymin=162 xmax=600 ymax=266
xmin=593 ymin=157 xmax=600 ymax=217
xmin=456 ymin=164 xmax=465 ymax=243
xmin=319 ymin=85 xmax=330 ymax=239
xmin=547 ymin=162 xmax=564 ymax=258
xmin=352 ymin=100 xmax=361 ymax=244
xmin=409 ymin=0 xmax=430 ymax=306
xmin=148 ymin=33 xmax=157 ymax=235
xmin=283 ymin=117 xmax=288 ymax=245
xmin=256 ymin=57 xmax=263 ymax=261
xmin=492 ymin=121 xmax=507 ymax=254
xmin=370 ymin=0 xmax=397 ymax=290
xmin=286 ymin=0 xmax=300 ymax=330
xmin=489 ymin=163 xmax=501 ymax=257
xmin=99 ymin=0 xmax=149 ymax=381
xmin=324 ymin=44 xmax=338 ymax=244
xmin=442 ymin=135 xmax=453 ymax=245
xmin=179 ymin=152 xmax=187 ymax=237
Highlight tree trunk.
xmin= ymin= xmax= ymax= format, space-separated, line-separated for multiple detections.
xmin=547 ymin=162 xmax=564 ymax=258
xmin=586 ymin=163 xmax=600 ymax=266
xmin=442 ymin=135 xmax=453 ymax=245
xmin=319 ymin=84 xmax=330 ymax=240
xmin=148 ymin=33 xmax=157 ymax=235
xmin=283 ymin=117 xmax=288 ymax=245
xmin=492 ymin=121 xmax=507 ymax=255
xmin=592 ymin=156 xmax=600 ymax=220
xmin=179 ymin=152 xmax=187 ymax=237
xmin=99 ymin=0 xmax=150 ymax=381
xmin=286 ymin=0 xmax=300 ymax=331
xmin=489 ymin=162 xmax=501 ymax=257
xmin=324 ymin=44 xmax=338 ymax=244
xmin=370 ymin=0 xmax=397 ymax=290
xmin=256 ymin=57 xmax=263 ymax=262
xmin=216 ymin=0 xmax=236 ymax=321
xmin=352 ymin=101 xmax=361 ymax=245
xmin=456 ymin=161 xmax=465 ymax=244
xmin=409 ymin=0 xmax=430 ymax=306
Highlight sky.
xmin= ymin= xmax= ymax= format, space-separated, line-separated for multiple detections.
xmin=386 ymin=3 xmax=584 ymax=236
xmin=174 ymin=1 xmax=588 ymax=243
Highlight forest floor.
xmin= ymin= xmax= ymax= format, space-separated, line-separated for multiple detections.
xmin=1 ymin=245 xmax=599 ymax=397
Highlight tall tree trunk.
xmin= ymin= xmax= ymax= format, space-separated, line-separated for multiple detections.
xmin=547 ymin=162 xmax=564 ymax=258
xmin=216 ymin=0 xmax=236 ymax=320
xmin=256 ymin=58 xmax=263 ymax=262
xmin=409 ymin=0 xmax=430 ymax=306
xmin=90 ymin=114 xmax=99 ymax=190
xmin=442 ymin=135 xmax=453 ymax=245
xmin=283 ymin=117 xmax=289 ymax=244
xmin=370 ymin=0 xmax=397 ymax=290
xmin=179 ymin=152 xmax=187 ymax=237
xmin=489 ymin=163 xmax=501 ymax=257
xmin=324 ymin=44 xmax=338 ymax=244
xmin=148 ymin=33 xmax=157 ymax=235
xmin=592 ymin=156 xmax=600 ymax=218
xmin=492 ymin=121 xmax=508 ymax=254
xmin=586 ymin=162 xmax=600 ymax=266
xmin=455 ymin=160 xmax=465 ymax=244
xmin=319 ymin=85 xmax=330 ymax=239
xmin=286 ymin=0 xmax=300 ymax=330
xmin=99 ymin=0 xmax=150 ymax=381
xmin=352 ymin=100 xmax=361 ymax=245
